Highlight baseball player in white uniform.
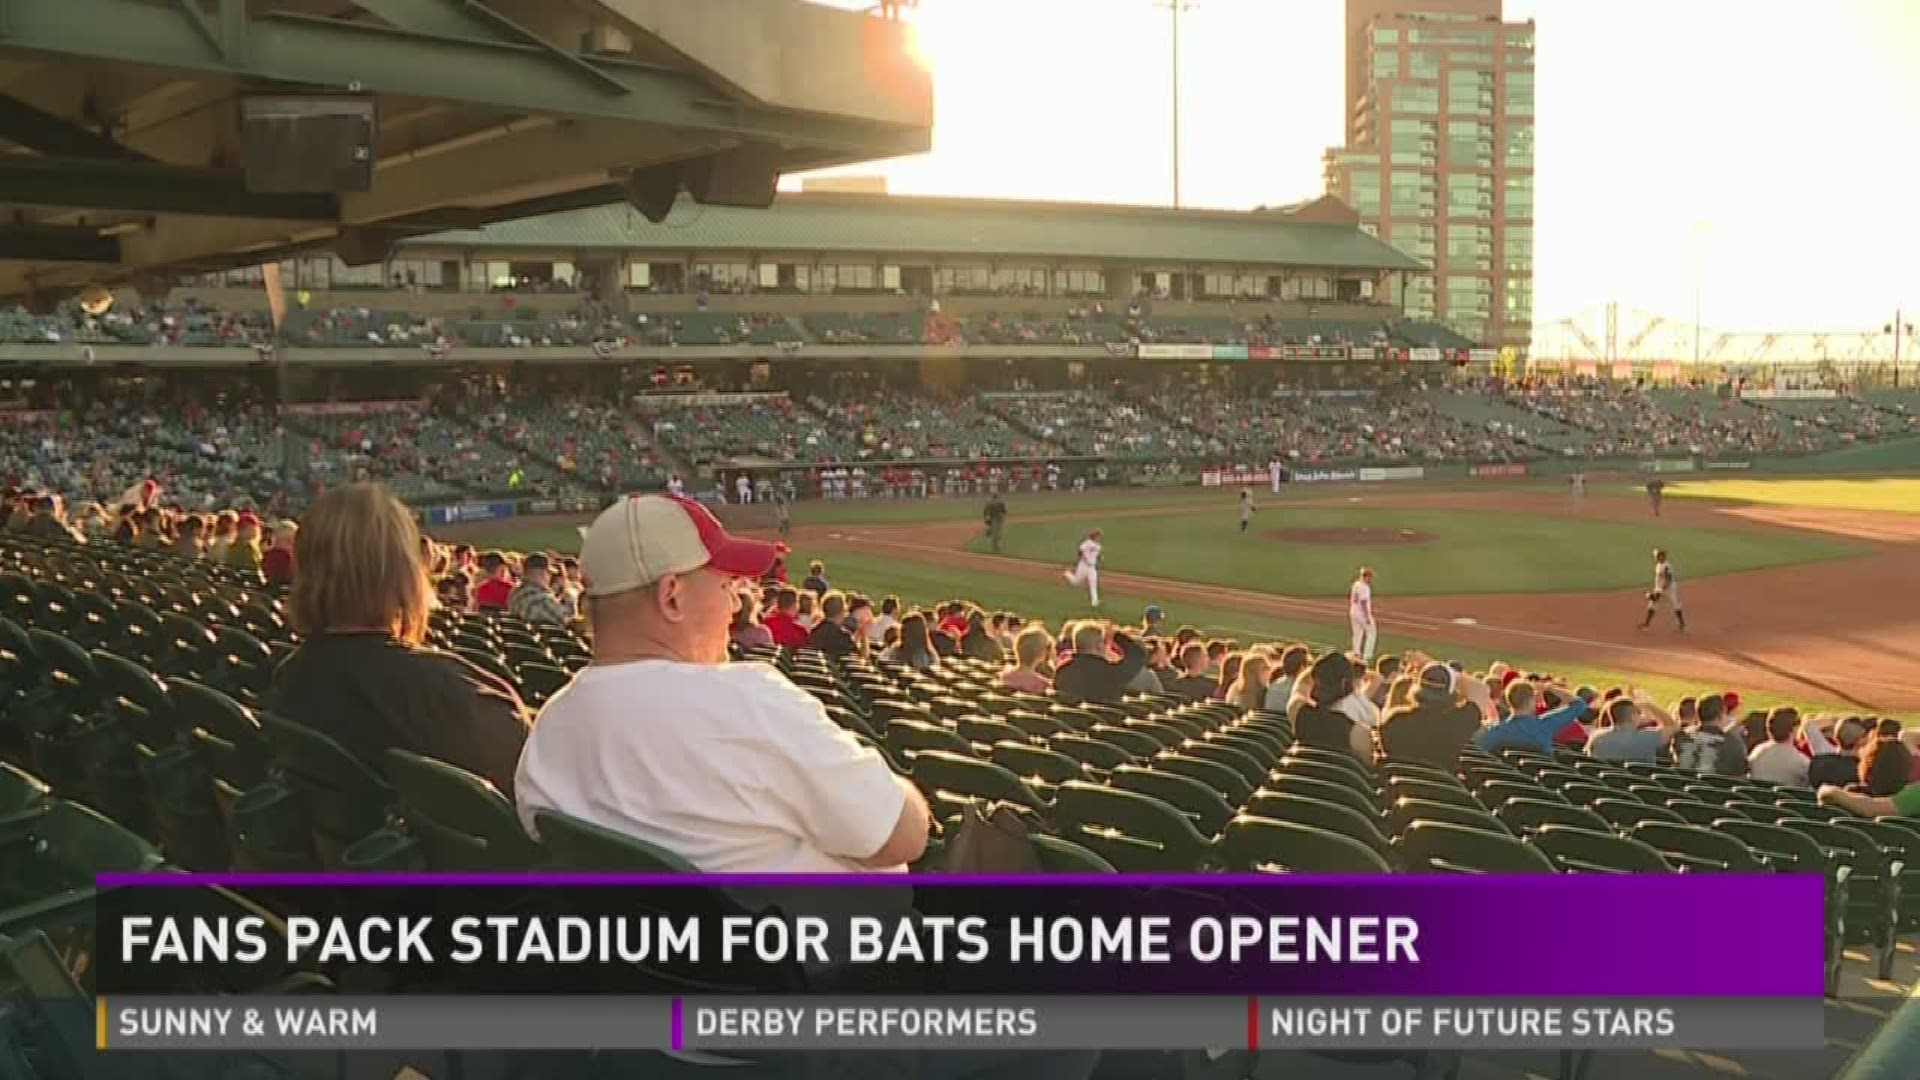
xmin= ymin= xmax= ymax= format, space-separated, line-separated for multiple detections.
xmin=1349 ymin=567 xmax=1377 ymax=661
xmin=1568 ymin=472 xmax=1585 ymax=514
xmin=1063 ymin=529 xmax=1103 ymax=608
xmin=1640 ymin=549 xmax=1686 ymax=632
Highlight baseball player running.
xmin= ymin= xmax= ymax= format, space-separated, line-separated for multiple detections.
xmin=1064 ymin=528 xmax=1103 ymax=608
xmin=1349 ymin=567 xmax=1377 ymax=661
xmin=1238 ymin=488 xmax=1256 ymax=534
xmin=1639 ymin=548 xmax=1686 ymax=632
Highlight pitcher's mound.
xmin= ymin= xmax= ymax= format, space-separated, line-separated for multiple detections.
xmin=1268 ymin=527 xmax=1434 ymax=547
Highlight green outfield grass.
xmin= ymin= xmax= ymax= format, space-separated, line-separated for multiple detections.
xmin=968 ymin=505 xmax=1863 ymax=598
xmin=1669 ymin=476 xmax=1920 ymax=515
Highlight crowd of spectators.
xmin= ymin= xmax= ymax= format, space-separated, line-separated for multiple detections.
xmin=479 ymin=395 xmax=672 ymax=492
xmin=0 ymin=296 xmax=1466 ymax=353
xmin=0 ymin=389 xmax=281 ymax=511
xmin=984 ymin=391 xmax=1187 ymax=458
xmin=1152 ymin=385 xmax=1533 ymax=465
xmin=639 ymin=394 xmax=851 ymax=467
xmin=810 ymin=389 xmax=1062 ymax=462
xmin=1505 ymin=381 xmax=1831 ymax=458
xmin=5 ymin=376 xmax=1917 ymax=514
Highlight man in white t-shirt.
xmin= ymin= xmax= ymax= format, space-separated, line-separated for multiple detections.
xmin=1349 ymin=567 xmax=1377 ymax=661
xmin=665 ymin=473 xmax=684 ymax=498
xmin=1062 ymin=528 xmax=1102 ymax=608
xmin=515 ymin=494 xmax=930 ymax=874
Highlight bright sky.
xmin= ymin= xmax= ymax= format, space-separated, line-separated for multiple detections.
xmin=795 ymin=0 xmax=1920 ymax=336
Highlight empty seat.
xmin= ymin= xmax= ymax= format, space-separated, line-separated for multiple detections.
xmin=1396 ymin=820 xmax=1554 ymax=874
xmin=1219 ymin=816 xmax=1393 ymax=874
xmin=1052 ymin=781 xmax=1213 ymax=872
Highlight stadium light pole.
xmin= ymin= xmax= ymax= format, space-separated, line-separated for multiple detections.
xmin=1689 ymin=221 xmax=1711 ymax=368
xmin=1886 ymin=310 xmax=1911 ymax=389
xmin=1156 ymin=0 xmax=1196 ymax=209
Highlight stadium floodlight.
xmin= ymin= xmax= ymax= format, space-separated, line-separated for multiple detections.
xmin=1154 ymin=0 xmax=1197 ymax=209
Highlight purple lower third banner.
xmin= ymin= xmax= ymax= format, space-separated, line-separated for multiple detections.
xmin=93 ymin=873 xmax=1827 ymax=999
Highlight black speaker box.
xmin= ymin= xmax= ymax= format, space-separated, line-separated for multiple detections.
xmin=684 ymin=145 xmax=781 ymax=209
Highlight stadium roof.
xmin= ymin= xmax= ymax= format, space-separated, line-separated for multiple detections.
xmin=407 ymin=192 xmax=1425 ymax=271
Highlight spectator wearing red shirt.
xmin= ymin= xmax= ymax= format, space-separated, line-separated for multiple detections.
xmin=937 ymin=602 xmax=970 ymax=640
xmin=472 ymin=552 xmax=515 ymax=612
xmin=762 ymin=587 xmax=810 ymax=649
xmin=261 ymin=520 xmax=298 ymax=586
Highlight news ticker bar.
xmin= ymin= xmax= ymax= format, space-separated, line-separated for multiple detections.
xmin=97 ymin=996 xmax=1824 ymax=1052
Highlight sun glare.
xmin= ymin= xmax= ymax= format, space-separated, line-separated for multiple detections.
xmin=900 ymin=4 xmax=948 ymax=74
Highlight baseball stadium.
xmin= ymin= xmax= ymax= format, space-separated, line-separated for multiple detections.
xmin=1 ymin=0 xmax=1919 ymax=1078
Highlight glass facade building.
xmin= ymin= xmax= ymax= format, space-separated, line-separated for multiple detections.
xmin=1323 ymin=0 xmax=1533 ymax=353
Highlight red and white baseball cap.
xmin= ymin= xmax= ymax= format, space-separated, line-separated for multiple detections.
xmin=579 ymin=495 xmax=782 ymax=599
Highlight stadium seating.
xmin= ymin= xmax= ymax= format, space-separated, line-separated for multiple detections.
xmin=1 ymin=522 xmax=1917 ymax=1080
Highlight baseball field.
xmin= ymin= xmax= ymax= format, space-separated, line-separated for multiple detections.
xmin=450 ymin=474 xmax=1920 ymax=720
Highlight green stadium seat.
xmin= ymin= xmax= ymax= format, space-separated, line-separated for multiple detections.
xmin=1108 ymin=766 xmax=1235 ymax=836
xmin=1052 ymin=781 xmax=1213 ymax=872
xmin=1496 ymin=798 xmax=1609 ymax=836
xmin=1396 ymin=820 xmax=1555 ymax=874
xmin=1219 ymin=816 xmax=1393 ymax=874
xmin=1629 ymin=821 xmax=1763 ymax=873
xmin=383 ymin=749 xmax=541 ymax=871
xmin=1238 ymin=791 xmax=1390 ymax=857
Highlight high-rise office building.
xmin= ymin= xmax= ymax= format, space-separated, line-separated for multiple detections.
xmin=1324 ymin=0 xmax=1534 ymax=354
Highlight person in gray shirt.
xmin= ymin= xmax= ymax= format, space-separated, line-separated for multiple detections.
xmin=1585 ymin=692 xmax=1681 ymax=764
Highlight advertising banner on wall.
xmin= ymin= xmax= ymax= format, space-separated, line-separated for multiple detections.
xmin=1250 ymin=345 xmax=1353 ymax=361
xmin=1706 ymin=460 xmax=1754 ymax=470
xmin=1469 ymin=463 xmax=1529 ymax=479
xmin=283 ymin=399 xmax=422 ymax=417
xmin=1292 ymin=468 xmax=1361 ymax=484
xmin=1138 ymin=344 xmax=1214 ymax=360
xmin=1409 ymin=347 xmax=1442 ymax=363
xmin=1741 ymin=388 xmax=1838 ymax=401
xmin=1212 ymin=345 xmax=1249 ymax=361
xmin=1469 ymin=349 xmax=1499 ymax=365
xmin=428 ymin=502 xmax=517 ymax=526
xmin=1642 ymin=459 xmax=1697 ymax=474
xmin=1200 ymin=466 xmax=1269 ymax=487
xmin=1359 ymin=466 xmax=1426 ymax=482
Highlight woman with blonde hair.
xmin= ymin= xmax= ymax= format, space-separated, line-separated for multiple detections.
xmin=1226 ymin=654 xmax=1271 ymax=713
xmin=999 ymin=624 xmax=1055 ymax=694
xmin=267 ymin=482 xmax=530 ymax=796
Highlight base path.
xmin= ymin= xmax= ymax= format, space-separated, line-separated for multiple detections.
xmin=784 ymin=488 xmax=1920 ymax=714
